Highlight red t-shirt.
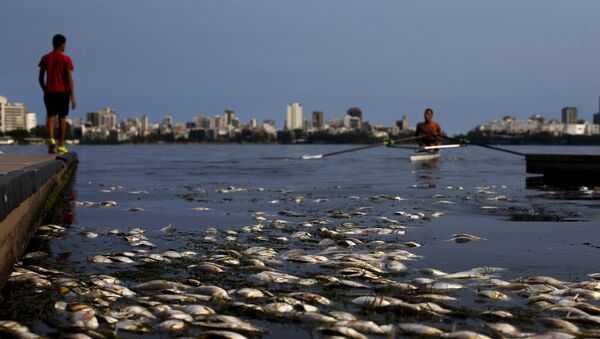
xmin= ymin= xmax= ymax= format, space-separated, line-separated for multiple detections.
xmin=38 ymin=50 xmax=74 ymax=93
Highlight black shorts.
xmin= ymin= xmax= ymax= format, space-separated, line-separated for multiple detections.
xmin=44 ymin=92 xmax=70 ymax=118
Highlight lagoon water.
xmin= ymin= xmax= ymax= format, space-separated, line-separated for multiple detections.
xmin=2 ymin=144 xmax=600 ymax=337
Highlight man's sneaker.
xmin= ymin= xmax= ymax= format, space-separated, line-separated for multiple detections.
xmin=48 ymin=138 xmax=56 ymax=154
xmin=57 ymin=146 xmax=69 ymax=154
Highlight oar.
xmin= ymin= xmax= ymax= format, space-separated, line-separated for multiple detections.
xmin=302 ymin=136 xmax=421 ymax=160
xmin=444 ymin=136 xmax=526 ymax=156
xmin=422 ymin=144 xmax=465 ymax=150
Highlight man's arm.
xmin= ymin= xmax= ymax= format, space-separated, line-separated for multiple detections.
xmin=67 ymin=68 xmax=76 ymax=110
xmin=435 ymin=123 xmax=446 ymax=140
xmin=38 ymin=68 xmax=46 ymax=92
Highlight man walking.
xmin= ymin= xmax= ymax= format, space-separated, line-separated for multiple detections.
xmin=38 ymin=34 xmax=76 ymax=154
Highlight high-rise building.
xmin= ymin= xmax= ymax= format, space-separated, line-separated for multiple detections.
xmin=0 ymin=96 xmax=7 ymax=133
xmin=162 ymin=115 xmax=173 ymax=127
xmin=396 ymin=115 xmax=409 ymax=130
xmin=142 ymin=115 xmax=149 ymax=135
xmin=561 ymin=107 xmax=578 ymax=124
xmin=312 ymin=111 xmax=323 ymax=129
xmin=286 ymin=102 xmax=303 ymax=130
xmin=100 ymin=107 xmax=117 ymax=130
xmin=3 ymin=102 xmax=28 ymax=132
xmin=86 ymin=111 xmax=101 ymax=127
xmin=346 ymin=107 xmax=363 ymax=120
xmin=194 ymin=115 xmax=210 ymax=129
xmin=595 ymin=97 xmax=600 ymax=125
xmin=225 ymin=108 xmax=235 ymax=126
xmin=25 ymin=113 xmax=37 ymax=131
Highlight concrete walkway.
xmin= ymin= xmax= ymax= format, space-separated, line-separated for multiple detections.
xmin=0 ymin=154 xmax=56 ymax=175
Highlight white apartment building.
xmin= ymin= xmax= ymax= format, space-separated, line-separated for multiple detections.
xmin=25 ymin=113 xmax=37 ymax=131
xmin=0 ymin=96 xmax=37 ymax=132
xmin=0 ymin=96 xmax=6 ymax=132
xmin=286 ymin=102 xmax=303 ymax=130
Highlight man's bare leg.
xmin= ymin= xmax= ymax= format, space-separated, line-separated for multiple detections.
xmin=47 ymin=115 xmax=55 ymax=141
xmin=47 ymin=115 xmax=56 ymax=153
xmin=58 ymin=116 xmax=67 ymax=147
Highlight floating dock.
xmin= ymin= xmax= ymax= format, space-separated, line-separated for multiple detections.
xmin=526 ymin=153 xmax=600 ymax=184
xmin=0 ymin=153 xmax=77 ymax=290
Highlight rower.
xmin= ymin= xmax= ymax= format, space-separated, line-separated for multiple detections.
xmin=416 ymin=108 xmax=445 ymax=150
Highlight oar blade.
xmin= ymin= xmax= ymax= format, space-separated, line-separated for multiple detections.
xmin=302 ymin=154 xmax=324 ymax=160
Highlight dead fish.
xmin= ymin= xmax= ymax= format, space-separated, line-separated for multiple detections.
xmin=38 ymin=224 xmax=67 ymax=232
xmin=23 ymin=251 xmax=49 ymax=260
xmin=264 ymin=302 xmax=295 ymax=314
xmin=108 ymin=256 xmax=134 ymax=263
xmin=236 ymin=288 xmax=264 ymax=299
xmin=128 ymin=207 xmax=144 ymax=212
xmin=485 ymin=323 xmax=523 ymax=337
xmin=198 ymin=331 xmax=248 ymax=339
xmin=516 ymin=276 xmax=565 ymax=287
xmin=154 ymin=294 xmax=199 ymax=303
xmin=427 ymin=281 xmax=464 ymax=290
xmin=193 ymin=286 xmax=229 ymax=299
xmin=526 ymin=332 xmax=575 ymax=339
xmin=443 ymin=330 xmax=492 ymax=339
xmin=351 ymin=296 xmax=398 ymax=308
xmin=386 ymin=260 xmax=407 ymax=272
xmin=87 ymin=255 xmax=113 ymax=263
xmin=159 ymin=319 xmax=186 ymax=331
xmin=115 ymin=319 xmax=152 ymax=333
xmin=82 ymin=232 xmax=98 ymax=239
xmin=329 ymin=311 xmax=357 ymax=321
xmin=278 ymin=210 xmax=305 ymax=217
xmin=417 ymin=294 xmax=457 ymax=302
xmin=335 ymin=320 xmax=392 ymax=335
xmin=416 ymin=302 xmax=452 ymax=314
xmin=160 ymin=224 xmax=177 ymax=232
xmin=189 ymin=262 xmax=226 ymax=273
xmin=319 ymin=326 xmax=368 ymax=339
xmin=0 ymin=320 xmax=40 ymax=339
xmin=165 ymin=309 xmax=194 ymax=322
xmin=134 ymin=280 xmax=190 ymax=291
xmin=478 ymin=290 xmax=511 ymax=301
xmin=540 ymin=317 xmax=580 ymax=335
xmin=68 ymin=304 xmax=99 ymax=330
xmin=181 ymin=305 xmax=215 ymax=316
xmin=253 ymin=271 xmax=299 ymax=283
xmin=482 ymin=310 xmax=514 ymax=319
xmin=294 ymin=312 xmax=338 ymax=324
xmin=398 ymin=323 xmax=445 ymax=337
xmin=191 ymin=207 xmax=211 ymax=211
xmin=100 ymin=200 xmax=117 ymax=207
xmin=420 ymin=268 xmax=448 ymax=276
xmin=447 ymin=233 xmax=486 ymax=243
xmin=195 ymin=315 xmax=265 ymax=334
xmin=118 ymin=305 xmax=156 ymax=319
xmin=288 ymin=292 xmax=331 ymax=305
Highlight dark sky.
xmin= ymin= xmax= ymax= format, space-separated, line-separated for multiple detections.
xmin=1 ymin=1 xmax=600 ymax=133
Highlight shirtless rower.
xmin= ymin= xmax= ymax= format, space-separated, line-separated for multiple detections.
xmin=415 ymin=108 xmax=445 ymax=149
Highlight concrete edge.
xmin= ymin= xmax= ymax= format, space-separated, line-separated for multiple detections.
xmin=0 ymin=153 xmax=77 ymax=221
xmin=0 ymin=153 xmax=78 ymax=291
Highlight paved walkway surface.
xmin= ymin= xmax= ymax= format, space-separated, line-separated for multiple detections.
xmin=0 ymin=154 xmax=56 ymax=175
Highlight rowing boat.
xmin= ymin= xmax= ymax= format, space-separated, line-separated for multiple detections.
xmin=409 ymin=151 xmax=441 ymax=162
xmin=409 ymin=144 xmax=464 ymax=162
